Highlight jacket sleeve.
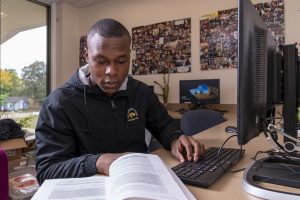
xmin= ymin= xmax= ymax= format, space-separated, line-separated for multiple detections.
xmin=145 ymin=91 xmax=183 ymax=150
xmin=35 ymin=98 xmax=100 ymax=185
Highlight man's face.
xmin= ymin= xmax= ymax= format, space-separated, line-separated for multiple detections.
xmin=86 ymin=34 xmax=131 ymax=96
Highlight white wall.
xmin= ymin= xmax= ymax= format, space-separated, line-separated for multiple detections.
xmin=51 ymin=0 xmax=300 ymax=103
xmin=284 ymin=0 xmax=300 ymax=44
xmin=51 ymin=2 xmax=79 ymax=88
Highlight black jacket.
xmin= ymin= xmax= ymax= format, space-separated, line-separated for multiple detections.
xmin=35 ymin=70 xmax=182 ymax=184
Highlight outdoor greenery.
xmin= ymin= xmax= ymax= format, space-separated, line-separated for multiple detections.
xmin=0 ymin=93 xmax=9 ymax=106
xmin=17 ymin=115 xmax=37 ymax=128
xmin=0 ymin=61 xmax=46 ymax=107
xmin=21 ymin=61 xmax=47 ymax=105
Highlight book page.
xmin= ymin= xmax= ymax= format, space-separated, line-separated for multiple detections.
xmin=31 ymin=176 xmax=107 ymax=200
xmin=166 ymin=166 xmax=197 ymax=200
xmin=107 ymin=153 xmax=196 ymax=200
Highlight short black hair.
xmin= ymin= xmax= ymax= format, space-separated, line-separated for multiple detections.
xmin=87 ymin=18 xmax=131 ymax=43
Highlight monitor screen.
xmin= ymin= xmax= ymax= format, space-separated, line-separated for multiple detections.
xmin=179 ymin=79 xmax=220 ymax=105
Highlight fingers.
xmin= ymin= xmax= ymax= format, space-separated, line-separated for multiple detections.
xmin=181 ymin=137 xmax=194 ymax=161
xmin=176 ymin=142 xmax=185 ymax=163
xmin=193 ymin=142 xmax=205 ymax=161
xmin=96 ymin=153 xmax=125 ymax=175
xmin=171 ymin=138 xmax=186 ymax=163
xmin=174 ymin=135 xmax=205 ymax=162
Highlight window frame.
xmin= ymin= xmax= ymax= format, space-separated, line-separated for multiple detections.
xmin=28 ymin=0 xmax=51 ymax=95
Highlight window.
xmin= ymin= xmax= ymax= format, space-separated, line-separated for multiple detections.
xmin=0 ymin=0 xmax=50 ymax=129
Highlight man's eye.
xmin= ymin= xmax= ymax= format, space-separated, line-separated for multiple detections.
xmin=96 ymin=60 xmax=106 ymax=65
xmin=118 ymin=60 xmax=127 ymax=64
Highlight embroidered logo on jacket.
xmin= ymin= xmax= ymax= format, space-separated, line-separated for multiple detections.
xmin=127 ymin=108 xmax=139 ymax=121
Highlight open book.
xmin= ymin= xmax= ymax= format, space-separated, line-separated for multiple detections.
xmin=32 ymin=153 xmax=196 ymax=200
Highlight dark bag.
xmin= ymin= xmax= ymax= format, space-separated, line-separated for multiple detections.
xmin=0 ymin=118 xmax=25 ymax=140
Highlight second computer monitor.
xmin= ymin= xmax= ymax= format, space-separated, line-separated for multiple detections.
xmin=179 ymin=79 xmax=220 ymax=106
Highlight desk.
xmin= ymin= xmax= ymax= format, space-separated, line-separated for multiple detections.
xmin=167 ymin=104 xmax=235 ymax=119
xmin=156 ymin=105 xmax=275 ymax=200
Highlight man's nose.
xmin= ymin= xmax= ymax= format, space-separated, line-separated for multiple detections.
xmin=105 ymin=64 xmax=118 ymax=75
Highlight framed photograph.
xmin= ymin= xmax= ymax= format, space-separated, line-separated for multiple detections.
xmin=79 ymin=36 xmax=87 ymax=67
xmin=132 ymin=18 xmax=191 ymax=75
xmin=200 ymin=0 xmax=285 ymax=70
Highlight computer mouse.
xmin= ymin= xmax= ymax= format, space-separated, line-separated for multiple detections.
xmin=225 ymin=126 xmax=237 ymax=134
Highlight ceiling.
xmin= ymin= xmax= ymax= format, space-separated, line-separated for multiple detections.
xmin=37 ymin=0 xmax=110 ymax=7
xmin=1 ymin=0 xmax=47 ymax=43
xmin=0 ymin=0 xmax=111 ymax=43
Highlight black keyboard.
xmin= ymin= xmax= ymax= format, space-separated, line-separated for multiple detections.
xmin=172 ymin=147 xmax=245 ymax=188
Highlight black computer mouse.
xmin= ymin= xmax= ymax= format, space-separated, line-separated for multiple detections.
xmin=225 ymin=126 xmax=237 ymax=134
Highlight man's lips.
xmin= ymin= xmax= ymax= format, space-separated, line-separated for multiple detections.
xmin=103 ymin=81 xmax=119 ymax=89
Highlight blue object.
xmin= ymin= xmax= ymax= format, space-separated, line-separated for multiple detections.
xmin=225 ymin=126 xmax=237 ymax=134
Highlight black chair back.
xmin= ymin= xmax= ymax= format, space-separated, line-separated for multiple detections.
xmin=181 ymin=110 xmax=225 ymax=135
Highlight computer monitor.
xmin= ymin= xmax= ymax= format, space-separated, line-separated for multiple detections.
xmin=179 ymin=79 xmax=220 ymax=107
xmin=237 ymin=0 xmax=300 ymax=197
xmin=281 ymin=45 xmax=299 ymax=152
xmin=237 ymin=0 xmax=299 ymax=147
xmin=237 ymin=0 xmax=279 ymax=145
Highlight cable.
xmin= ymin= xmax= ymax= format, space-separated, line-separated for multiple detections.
xmin=267 ymin=124 xmax=300 ymax=159
xmin=255 ymin=172 xmax=300 ymax=185
xmin=252 ymin=150 xmax=300 ymax=170
xmin=216 ymin=134 xmax=246 ymax=173
xmin=268 ymin=124 xmax=300 ymax=144
xmin=250 ymin=152 xmax=300 ymax=186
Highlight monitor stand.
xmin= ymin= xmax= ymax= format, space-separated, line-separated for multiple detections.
xmin=242 ymin=156 xmax=300 ymax=200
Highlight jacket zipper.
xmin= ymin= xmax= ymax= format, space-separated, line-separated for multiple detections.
xmin=110 ymin=98 xmax=118 ymax=151
xmin=110 ymin=99 xmax=117 ymax=119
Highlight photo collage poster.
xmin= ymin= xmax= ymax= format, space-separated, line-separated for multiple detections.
xmin=131 ymin=18 xmax=191 ymax=75
xmin=79 ymin=36 xmax=87 ymax=67
xmin=200 ymin=0 xmax=285 ymax=71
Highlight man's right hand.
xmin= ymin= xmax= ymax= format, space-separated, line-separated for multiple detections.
xmin=96 ymin=153 xmax=127 ymax=175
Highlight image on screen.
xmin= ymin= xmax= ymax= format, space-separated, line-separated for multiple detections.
xmin=179 ymin=79 xmax=220 ymax=105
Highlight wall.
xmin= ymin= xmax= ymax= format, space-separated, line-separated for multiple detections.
xmin=284 ymin=0 xmax=300 ymax=44
xmin=51 ymin=2 xmax=79 ymax=89
xmin=52 ymin=0 xmax=300 ymax=103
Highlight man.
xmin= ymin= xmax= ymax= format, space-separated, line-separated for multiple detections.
xmin=35 ymin=18 xmax=205 ymax=184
